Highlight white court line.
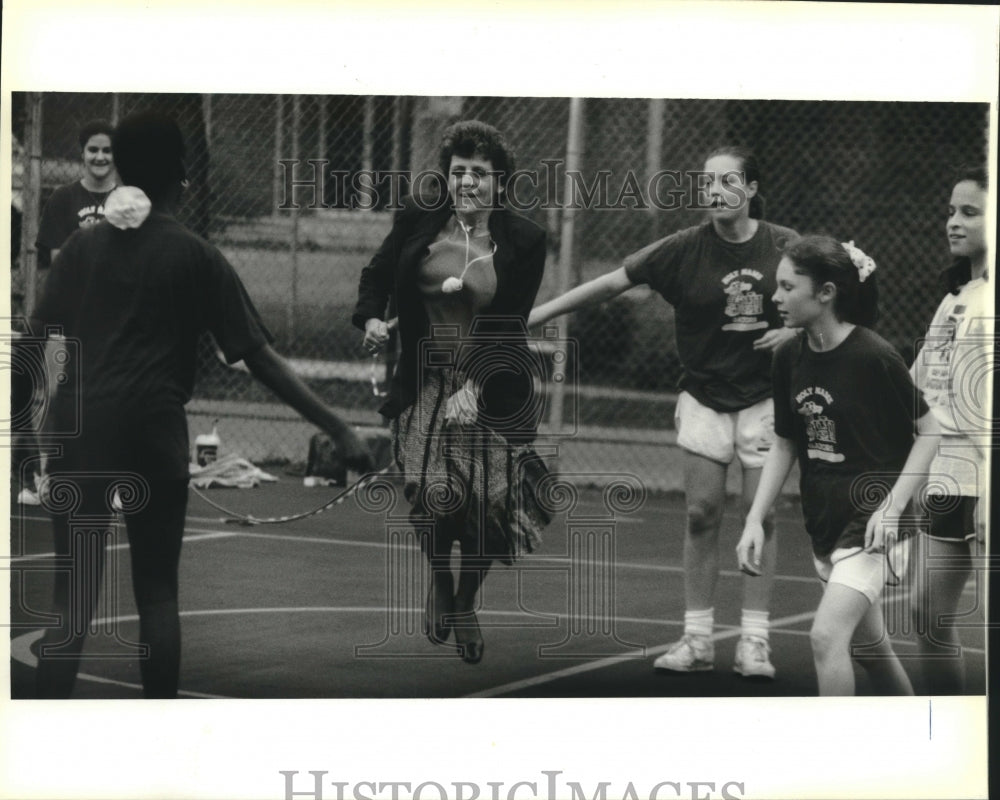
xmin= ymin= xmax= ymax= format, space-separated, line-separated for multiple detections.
xmin=7 ymin=531 xmax=239 ymax=561
xmin=13 ymin=603 xmax=985 ymax=699
xmin=9 ymin=630 xmax=227 ymax=699
xmin=754 ymin=626 xmax=986 ymax=655
xmin=528 ymin=554 xmax=821 ymax=584
xmin=188 ymin=525 xmax=822 ymax=583
xmin=464 ymin=610 xmax=819 ymax=698
xmin=11 ymin=518 xmax=983 ymax=594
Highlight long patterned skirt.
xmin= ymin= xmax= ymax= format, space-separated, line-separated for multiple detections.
xmin=392 ymin=368 xmax=551 ymax=564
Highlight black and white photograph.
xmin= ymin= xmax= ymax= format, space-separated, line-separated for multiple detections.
xmin=2 ymin=2 xmax=996 ymax=799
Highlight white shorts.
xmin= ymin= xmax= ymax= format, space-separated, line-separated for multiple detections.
xmin=812 ymin=541 xmax=910 ymax=605
xmin=675 ymin=392 xmax=774 ymax=469
xmin=925 ymin=436 xmax=987 ymax=499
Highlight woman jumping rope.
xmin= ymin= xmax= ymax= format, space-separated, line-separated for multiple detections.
xmin=736 ymin=235 xmax=940 ymax=695
xmin=529 ymin=146 xmax=797 ymax=679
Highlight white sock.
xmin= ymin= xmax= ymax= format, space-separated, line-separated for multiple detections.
xmin=684 ymin=608 xmax=714 ymax=638
xmin=741 ymin=609 xmax=770 ymax=641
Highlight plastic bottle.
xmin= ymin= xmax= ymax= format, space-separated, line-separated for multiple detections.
xmin=195 ymin=420 xmax=221 ymax=467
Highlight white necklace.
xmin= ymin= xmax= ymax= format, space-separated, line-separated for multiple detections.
xmin=441 ymin=218 xmax=496 ymax=294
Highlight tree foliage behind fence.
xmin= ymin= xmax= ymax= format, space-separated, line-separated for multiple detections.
xmin=11 ymin=92 xmax=989 ymax=465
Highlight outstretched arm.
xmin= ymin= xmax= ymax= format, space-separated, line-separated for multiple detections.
xmin=242 ymin=344 xmax=374 ymax=472
xmin=528 ymin=266 xmax=636 ymax=328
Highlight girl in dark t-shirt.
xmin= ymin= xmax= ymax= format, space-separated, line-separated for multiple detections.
xmin=530 ymin=147 xmax=796 ymax=679
xmin=737 ymin=235 xmax=940 ymax=696
xmin=13 ymin=122 xmax=117 ymax=506
xmin=27 ymin=112 xmax=373 ymax=699
xmin=36 ymin=119 xmax=118 ymax=269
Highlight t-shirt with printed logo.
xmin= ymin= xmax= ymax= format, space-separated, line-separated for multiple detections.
xmin=36 ymin=180 xmax=115 ymax=266
xmin=623 ymin=220 xmax=798 ymax=412
xmin=772 ymin=327 xmax=930 ymax=557
xmin=911 ymin=276 xmax=991 ymax=439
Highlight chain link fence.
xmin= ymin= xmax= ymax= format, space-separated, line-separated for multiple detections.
xmin=10 ymin=92 xmax=990 ymax=484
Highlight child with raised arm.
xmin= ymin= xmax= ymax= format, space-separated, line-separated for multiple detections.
xmin=530 ymin=147 xmax=796 ymax=679
xmin=736 ymin=235 xmax=940 ymax=695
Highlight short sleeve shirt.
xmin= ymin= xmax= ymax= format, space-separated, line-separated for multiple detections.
xmin=624 ymin=220 xmax=798 ymax=411
xmin=911 ymin=277 xmax=991 ymax=439
xmin=34 ymin=212 xmax=272 ymax=478
xmin=772 ymin=327 xmax=930 ymax=556
xmin=36 ymin=181 xmax=114 ymax=252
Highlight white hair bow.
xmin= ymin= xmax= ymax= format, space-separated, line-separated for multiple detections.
xmin=104 ymin=186 xmax=152 ymax=230
xmin=841 ymin=240 xmax=876 ymax=283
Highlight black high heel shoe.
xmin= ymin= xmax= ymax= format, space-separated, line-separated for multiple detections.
xmin=424 ymin=573 xmax=454 ymax=645
xmin=453 ymin=609 xmax=484 ymax=664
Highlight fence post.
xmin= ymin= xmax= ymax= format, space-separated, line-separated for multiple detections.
xmin=20 ymin=92 xmax=44 ymax=318
xmin=410 ymin=96 xmax=462 ymax=174
xmin=202 ymin=93 xmax=213 ymax=147
xmin=550 ymin=97 xmax=585 ymax=433
xmin=361 ymin=95 xmax=375 ymax=212
xmin=646 ymin=98 xmax=664 ymax=241
xmin=317 ymin=94 xmax=327 ymax=176
xmin=273 ymin=94 xmax=283 ymax=216
xmin=288 ymin=94 xmax=301 ymax=343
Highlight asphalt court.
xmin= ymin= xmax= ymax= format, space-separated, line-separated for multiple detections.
xmin=7 ymin=479 xmax=987 ymax=699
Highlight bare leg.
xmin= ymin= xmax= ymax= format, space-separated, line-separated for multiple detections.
xmin=852 ymin=599 xmax=914 ymax=695
xmin=682 ymin=451 xmax=729 ymax=611
xmin=811 ymin=583 xmax=874 ymax=696
xmin=910 ymin=535 xmax=974 ymax=694
xmin=739 ymin=465 xmax=776 ymax=613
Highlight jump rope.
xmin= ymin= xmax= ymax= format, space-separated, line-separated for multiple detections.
xmin=189 ymin=317 xmax=403 ymax=527
xmin=189 ymin=466 xmax=392 ymax=527
xmin=191 ymin=223 xmax=495 ymax=528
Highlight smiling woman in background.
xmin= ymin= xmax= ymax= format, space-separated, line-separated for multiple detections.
xmin=14 ymin=121 xmax=119 ymax=508
xmin=909 ymin=165 xmax=991 ymax=695
xmin=36 ymin=119 xmax=118 ymax=269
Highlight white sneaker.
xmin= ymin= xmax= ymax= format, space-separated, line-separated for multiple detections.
xmin=733 ymin=635 xmax=776 ymax=679
xmin=653 ymin=634 xmax=714 ymax=672
xmin=17 ymin=487 xmax=41 ymax=506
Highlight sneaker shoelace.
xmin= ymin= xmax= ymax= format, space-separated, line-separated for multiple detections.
xmin=743 ymin=638 xmax=769 ymax=663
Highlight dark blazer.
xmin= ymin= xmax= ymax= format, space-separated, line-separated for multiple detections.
xmin=353 ymin=193 xmax=547 ymax=441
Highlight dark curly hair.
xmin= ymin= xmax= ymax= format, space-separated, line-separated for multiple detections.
xmin=438 ymin=119 xmax=515 ymax=189
xmin=941 ymin=164 xmax=988 ymax=295
xmin=77 ymin=119 xmax=114 ymax=149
